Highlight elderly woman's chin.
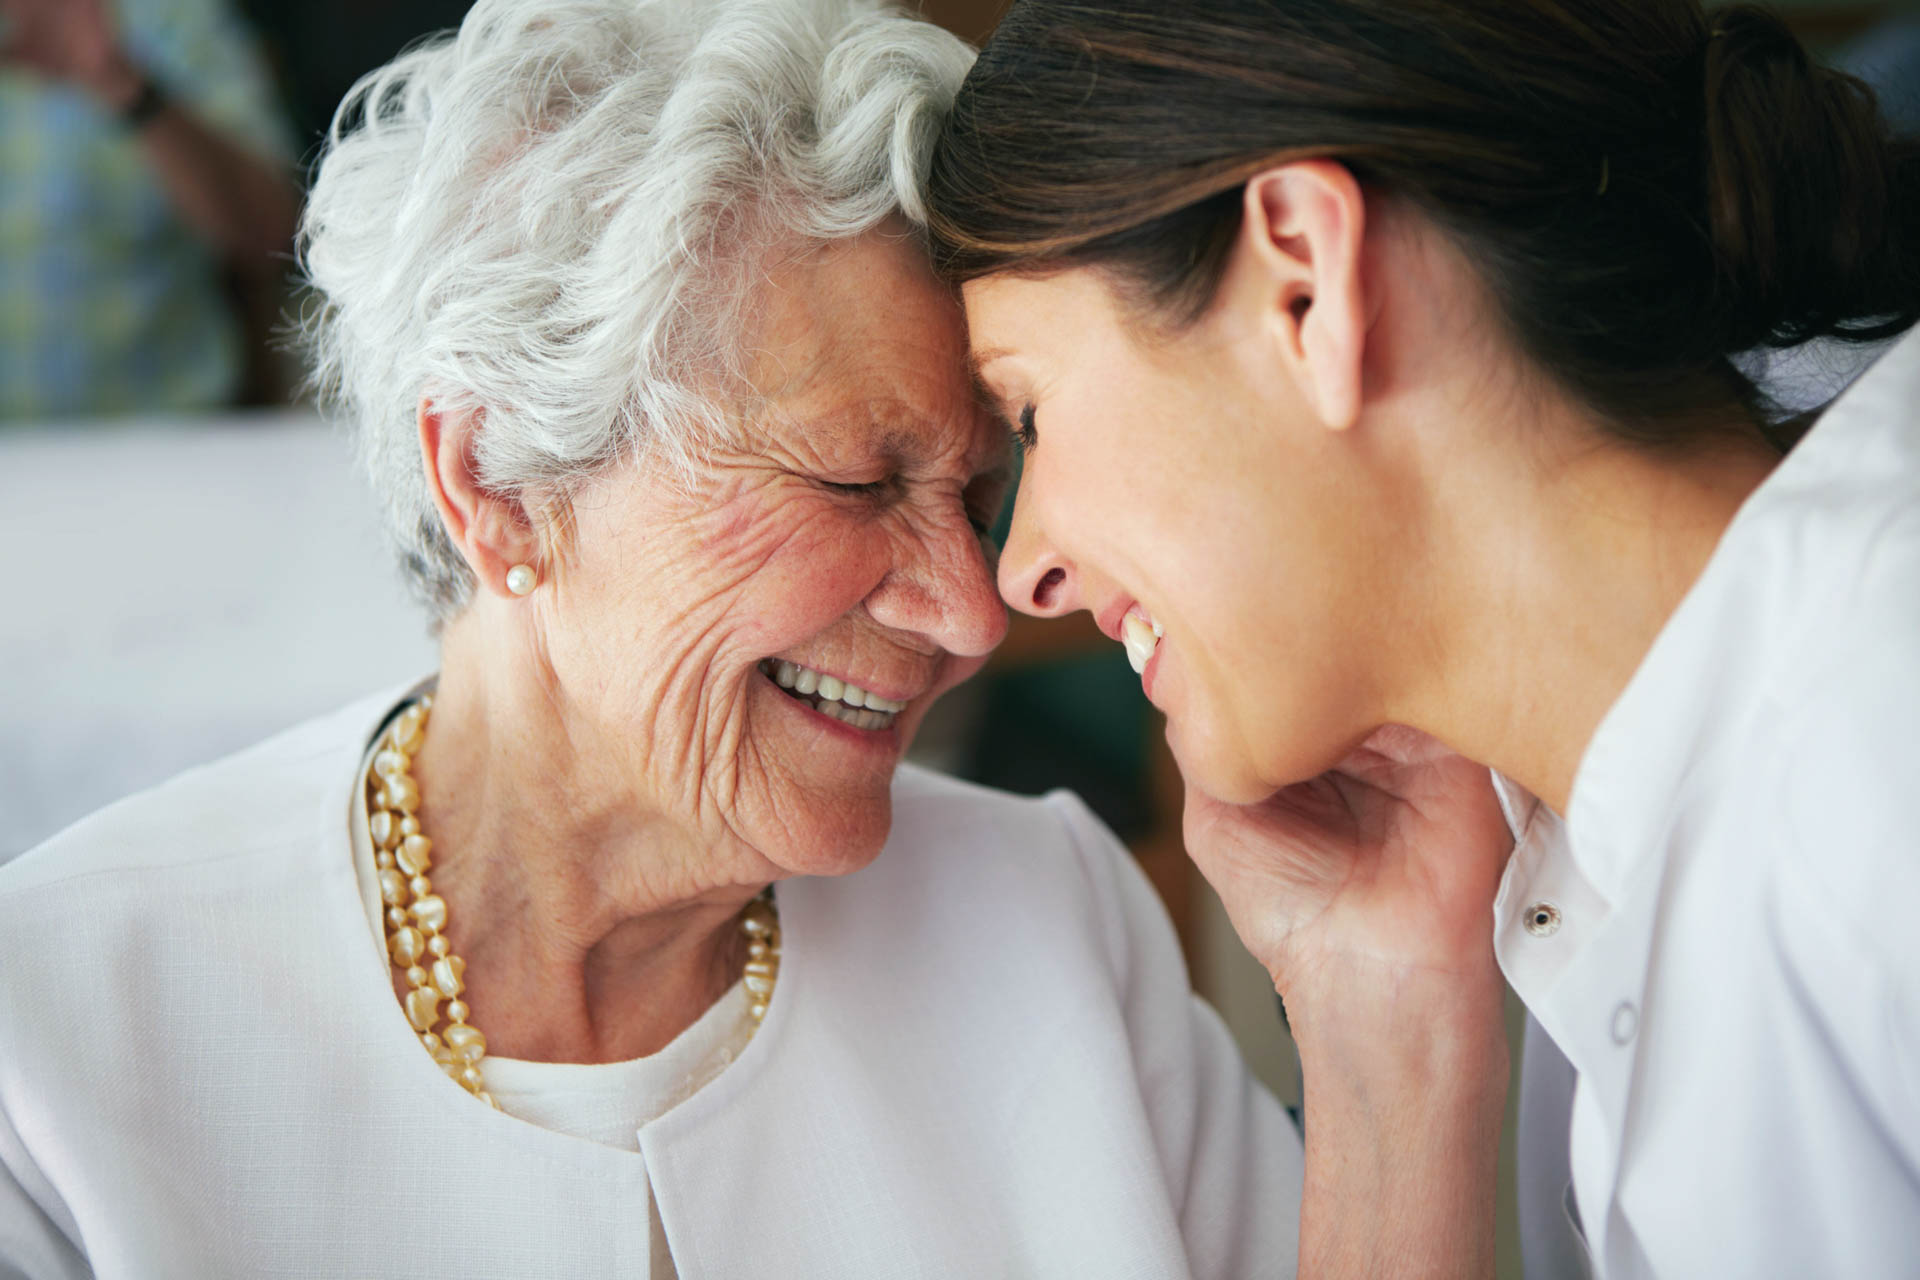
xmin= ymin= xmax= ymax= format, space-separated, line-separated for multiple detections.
xmin=731 ymin=656 xmax=983 ymax=877
xmin=748 ymin=589 xmax=998 ymax=872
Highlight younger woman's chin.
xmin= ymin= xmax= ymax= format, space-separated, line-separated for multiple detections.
xmin=1163 ymin=718 xmax=1276 ymax=808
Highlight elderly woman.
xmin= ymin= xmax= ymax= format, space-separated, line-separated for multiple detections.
xmin=0 ymin=0 xmax=1305 ymax=1275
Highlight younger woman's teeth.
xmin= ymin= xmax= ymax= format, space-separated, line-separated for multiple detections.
xmin=1122 ymin=612 xmax=1163 ymax=675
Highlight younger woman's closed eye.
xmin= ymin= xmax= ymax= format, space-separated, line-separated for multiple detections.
xmin=1011 ymin=405 xmax=1037 ymax=455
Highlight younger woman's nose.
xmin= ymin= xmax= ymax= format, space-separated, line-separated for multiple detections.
xmin=997 ymin=492 xmax=1080 ymax=618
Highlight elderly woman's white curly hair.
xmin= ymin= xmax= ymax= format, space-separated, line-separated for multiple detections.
xmin=298 ymin=0 xmax=974 ymax=618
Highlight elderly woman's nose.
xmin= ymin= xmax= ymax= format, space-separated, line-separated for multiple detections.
xmin=865 ymin=516 xmax=1008 ymax=656
xmin=997 ymin=493 xmax=1080 ymax=618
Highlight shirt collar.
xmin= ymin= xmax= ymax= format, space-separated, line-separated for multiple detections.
xmin=1564 ymin=327 xmax=1920 ymax=903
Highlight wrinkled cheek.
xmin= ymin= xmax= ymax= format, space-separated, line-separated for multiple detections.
xmin=609 ymin=636 xmax=753 ymax=804
xmin=700 ymin=510 xmax=885 ymax=653
xmin=647 ymin=675 xmax=765 ymax=831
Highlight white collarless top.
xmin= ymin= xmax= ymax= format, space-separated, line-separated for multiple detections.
xmin=347 ymin=728 xmax=757 ymax=1278
xmin=1497 ymin=327 xmax=1920 ymax=1278
xmin=1 ymin=691 xmax=1304 ymax=1277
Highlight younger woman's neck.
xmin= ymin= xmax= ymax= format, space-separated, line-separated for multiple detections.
xmin=1403 ymin=397 xmax=1781 ymax=817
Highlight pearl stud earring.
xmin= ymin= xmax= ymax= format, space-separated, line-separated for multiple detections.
xmin=505 ymin=564 xmax=538 ymax=596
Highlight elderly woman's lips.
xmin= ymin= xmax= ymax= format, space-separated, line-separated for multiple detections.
xmin=758 ymin=659 xmax=904 ymax=731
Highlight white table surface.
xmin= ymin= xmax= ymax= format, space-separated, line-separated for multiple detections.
xmin=0 ymin=410 xmax=437 ymax=859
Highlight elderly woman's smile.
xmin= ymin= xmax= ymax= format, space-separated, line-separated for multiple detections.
xmin=760 ymin=660 xmax=909 ymax=727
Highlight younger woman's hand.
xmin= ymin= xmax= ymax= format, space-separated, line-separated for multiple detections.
xmin=1183 ymin=724 xmax=1516 ymax=1278
xmin=1181 ymin=723 xmax=1513 ymax=1012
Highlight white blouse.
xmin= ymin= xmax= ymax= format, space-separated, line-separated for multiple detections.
xmin=1500 ymin=327 xmax=1920 ymax=1277
xmin=0 ymin=690 xmax=1304 ymax=1278
xmin=346 ymin=738 xmax=759 ymax=1280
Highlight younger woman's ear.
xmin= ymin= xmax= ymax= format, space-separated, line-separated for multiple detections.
xmin=1236 ymin=160 xmax=1368 ymax=431
xmin=417 ymin=399 xmax=542 ymax=598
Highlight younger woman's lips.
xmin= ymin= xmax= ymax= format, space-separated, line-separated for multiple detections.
xmin=1141 ymin=637 xmax=1163 ymax=702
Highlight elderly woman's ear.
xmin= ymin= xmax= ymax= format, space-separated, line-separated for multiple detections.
xmin=417 ymin=399 xmax=543 ymax=599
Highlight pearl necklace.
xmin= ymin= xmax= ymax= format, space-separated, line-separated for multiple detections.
xmin=364 ymin=696 xmax=783 ymax=1106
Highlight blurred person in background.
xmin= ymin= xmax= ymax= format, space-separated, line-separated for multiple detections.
xmin=0 ymin=0 xmax=299 ymax=420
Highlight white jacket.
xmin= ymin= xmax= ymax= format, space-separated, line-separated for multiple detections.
xmin=0 ymin=692 xmax=1303 ymax=1278
xmin=1502 ymin=327 xmax=1920 ymax=1278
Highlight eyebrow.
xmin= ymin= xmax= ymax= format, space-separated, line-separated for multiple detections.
xmin=795 ymin=397 xmax=1009 ymax=476
xmin=811 ymin=413 xmax=958 ymax=473
xmin=967 ymin=346 xmax=1012 ymax=379
xmin=878 ymin=426 xmax=936 ymax=469
xmin=969 ymin=370 xmax=1015 ymax=429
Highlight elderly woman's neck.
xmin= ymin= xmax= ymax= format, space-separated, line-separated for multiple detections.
xmin=404 ymin=614 xmax=770 ymax=1064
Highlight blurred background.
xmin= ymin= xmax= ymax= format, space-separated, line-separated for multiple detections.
xmin=1 ymin=1 xmax=1912 ymax=1274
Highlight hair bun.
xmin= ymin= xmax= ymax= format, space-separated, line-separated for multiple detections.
xmin=1700 ymin=5 xmax=1920 ymax=353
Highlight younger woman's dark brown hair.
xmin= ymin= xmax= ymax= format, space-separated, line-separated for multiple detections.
xmin=925 ymin=0 xmax=1920 ymax=446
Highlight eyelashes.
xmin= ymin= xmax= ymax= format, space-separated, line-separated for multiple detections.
xmin=1010 ymin=404 xmax=1037 ymax=455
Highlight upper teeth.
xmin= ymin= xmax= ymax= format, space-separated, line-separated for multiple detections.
xmin=1122 ymin=611 xmax=1163 ymax=675
xmin=768 ymin=661 xmax=906 ymax=715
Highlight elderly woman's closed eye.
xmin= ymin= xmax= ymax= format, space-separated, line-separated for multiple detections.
xmin=0 ymin=1 xmax=1303 ymax=1275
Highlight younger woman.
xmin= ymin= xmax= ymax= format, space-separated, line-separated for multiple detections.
xmin=930 ymin=3 xmax=1920 ymax=1274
